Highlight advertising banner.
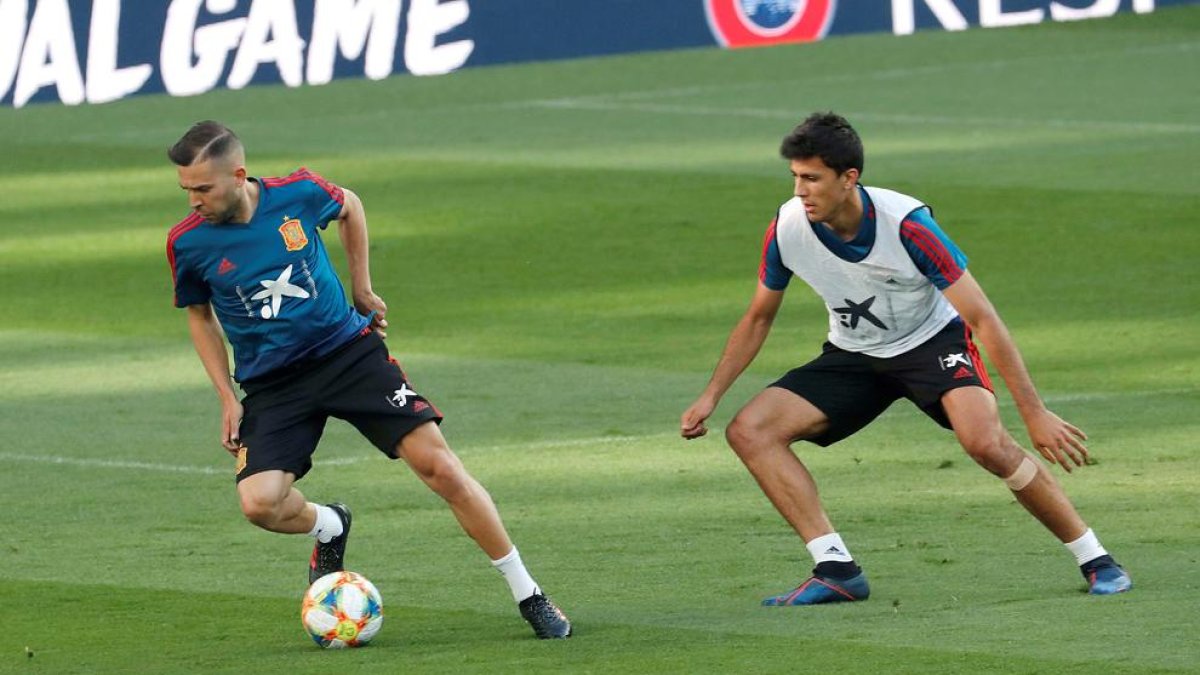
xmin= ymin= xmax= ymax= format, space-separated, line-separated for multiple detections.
xmin=1 ymin=0 xmax=1190 ymax=108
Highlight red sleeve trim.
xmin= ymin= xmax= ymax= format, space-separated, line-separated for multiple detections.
xmin=166 ymin=213 xmax=203 ymax=305
xmin=901 ymin=220 xmax=963 ymax=286
xmin=758 ymin=217 xmax=778 ymax=283
xmin=262 ymin=167 xmax=345 ymax=205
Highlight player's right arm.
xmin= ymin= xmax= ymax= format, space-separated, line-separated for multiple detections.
xmin=681 ymin=282 xmax=785 ymax=439
xmin=186 ymin=304 xmax=243 ymax=455
xmin=334 ymin=188 xmax=388 ymax=339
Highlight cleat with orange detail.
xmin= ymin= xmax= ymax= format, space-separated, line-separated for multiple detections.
xmin=1082 ymin=555 xmax=1131 ymax=595
xmin=762 ymin=572 xmax=870 ymax=606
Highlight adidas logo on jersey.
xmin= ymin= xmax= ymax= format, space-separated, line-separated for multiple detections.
xmin=953 ymin=367 xmax=973 ymax=379
xmin=217 ymin=258 xmax=237 ymax=275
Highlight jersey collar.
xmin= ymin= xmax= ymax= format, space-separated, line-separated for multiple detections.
xmin=809 ymin=185 xmax=875 ymax=263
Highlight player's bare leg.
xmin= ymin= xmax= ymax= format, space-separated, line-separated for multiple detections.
xmin=237 ymin=470 xmax=315 ymax=534
xmin=725 ymin=388 xmax=835 ymax=541
xmin=942 ymin=387 xmax=1087 ymax=540
xmin=397 ymin=421 xmax=513 ymax=558
xmin=238 ymin=470 xmax=351 ymax=583
xmin=942 ymin=386 xmax=1131 ymax=594
xmin=396 ymin=421 xmax=571 ymax=637
xmin=725 ymin=388 xmax=870 ymax=605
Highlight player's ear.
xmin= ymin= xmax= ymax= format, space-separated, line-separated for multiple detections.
xmin=842 ymin=168 xmax=860 ymax=190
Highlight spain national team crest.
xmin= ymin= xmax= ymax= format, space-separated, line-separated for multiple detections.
xmin=279 ymin=218 xmax=308 ymax=251
xmin=705 ymin=0 xmax=837 ymax=48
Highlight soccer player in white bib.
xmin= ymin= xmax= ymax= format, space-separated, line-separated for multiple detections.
xmin=680 ymin=112 xmax=1130 ymax=604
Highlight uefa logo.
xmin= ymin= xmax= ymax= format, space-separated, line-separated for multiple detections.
xmin=705 ymin=0 xmax=837 ymax=48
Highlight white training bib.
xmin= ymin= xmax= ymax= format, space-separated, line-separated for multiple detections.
xmin=774 ymin=186 xmax=958 ymax=357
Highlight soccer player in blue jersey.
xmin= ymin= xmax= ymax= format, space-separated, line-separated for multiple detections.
xmin=166 ymin=121 xmax=570 ymax=638
xmin=680 ymin=112 xmax=1130 ymax=605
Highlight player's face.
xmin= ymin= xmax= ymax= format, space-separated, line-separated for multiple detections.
xmin=178 ymin=157 xmax=246 ymax=224
xmin=790 ymin=157 xmax=858 ymax=225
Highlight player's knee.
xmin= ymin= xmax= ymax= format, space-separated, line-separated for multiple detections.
xmin=239 ymin=493 xmax=283 ymax=528
xmin=959 ymin=431 xmax=1021 ymax=477
xmin=726 ymin=414 xmax=805 ymax=461
xmin=416 ymin=453 xmax=473 ymax=501
xmin=724 ymin=414 xmax=763 ymax=456
xmin=432 ymin=472 xmax=475 ymax=505
xmin=727 ymin=411 xmax=821 ymax=457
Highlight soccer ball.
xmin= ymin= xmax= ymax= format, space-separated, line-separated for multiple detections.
xmin=301 ymin=571 xmax=384 ymax=648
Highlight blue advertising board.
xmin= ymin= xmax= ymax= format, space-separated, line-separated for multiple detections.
xmin=1 ymin=0 xmax=1192 ymax=108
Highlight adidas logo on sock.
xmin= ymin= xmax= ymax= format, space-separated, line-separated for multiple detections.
xmin=824 ymin=546 xmax=844 ymax=555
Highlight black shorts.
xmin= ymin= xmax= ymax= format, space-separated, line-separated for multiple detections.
xmin=770 ymin=319 xmax=993 ymax=447
xmin=235 ymin=332 xmax=442 ymax=482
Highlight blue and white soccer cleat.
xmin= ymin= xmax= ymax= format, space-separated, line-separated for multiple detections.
xmin=762 ymin=572 xmax=870 ymax=606
xmin=1082 ymin=556 xmax=1132 ymax=595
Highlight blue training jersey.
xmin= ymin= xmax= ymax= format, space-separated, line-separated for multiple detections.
xmin=167 ymin=168 xmax=370 ymax=382
xmin=760 ymin=185 xmax=968 ymax=292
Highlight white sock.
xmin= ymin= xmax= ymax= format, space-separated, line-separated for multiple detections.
xmin=1065 ymin=528 xmax=1108 ymax=565
xmin=491 ymin=548 xmax=540 ymax=602
xmin=806 ymin=532 xmax=854 ymax=564
xmin=307 ymin=504 xmax=344 ymax=544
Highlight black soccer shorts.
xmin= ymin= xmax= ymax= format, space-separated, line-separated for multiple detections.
xmin=770 ymin=318 xmax=993 ymax=447
xmin=234 ymin=331 xmax=442 ymax=482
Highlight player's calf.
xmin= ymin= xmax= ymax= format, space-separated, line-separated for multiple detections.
xmin=1004 ymin=458 xmax=1133 ymax=596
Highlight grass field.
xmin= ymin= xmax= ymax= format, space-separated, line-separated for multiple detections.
xmin=1 ymin=7 xmax=1198 ymax=673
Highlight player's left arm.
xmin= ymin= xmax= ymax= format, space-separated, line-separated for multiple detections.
xmin=942 ymin=272 xmax=1089 ymax=470
xmin=335 ymin=188 xmax=388 ymax=338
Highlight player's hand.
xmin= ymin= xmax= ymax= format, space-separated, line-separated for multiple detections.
xmin=221 ymin=399 xmax=244 ymax=456
xmin=681 ymin=397 xmax=716 ymax=440
xmin=1026 ymin=408 xmax=1088 ymax=472
xmin=355 ymin=291 xmax=389 ymax=339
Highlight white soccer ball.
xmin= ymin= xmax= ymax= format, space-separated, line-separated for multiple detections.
xmin=301 ymin=571 xmax=384 ymax=648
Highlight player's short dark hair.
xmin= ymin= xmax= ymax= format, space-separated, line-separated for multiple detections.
xmin=167 ymin=120 xmax=242 ymax=167
xmin=779 ymin=112 xmax=864 ymax=176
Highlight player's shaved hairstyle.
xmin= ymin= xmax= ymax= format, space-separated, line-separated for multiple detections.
xmin=780 ymin=112 xmax=864 ymax=176
xmin=168 ymin=120 xmax=243 ymax=167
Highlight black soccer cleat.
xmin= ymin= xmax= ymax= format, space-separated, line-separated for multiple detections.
xmin=518 ymin=592 xmax=572 ymax=639
xmin=308 ymin=503 xmax=352 ymax=584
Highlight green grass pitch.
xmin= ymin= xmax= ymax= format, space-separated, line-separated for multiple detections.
xmin=1 ymin=7 xmax=1198 ymax=674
